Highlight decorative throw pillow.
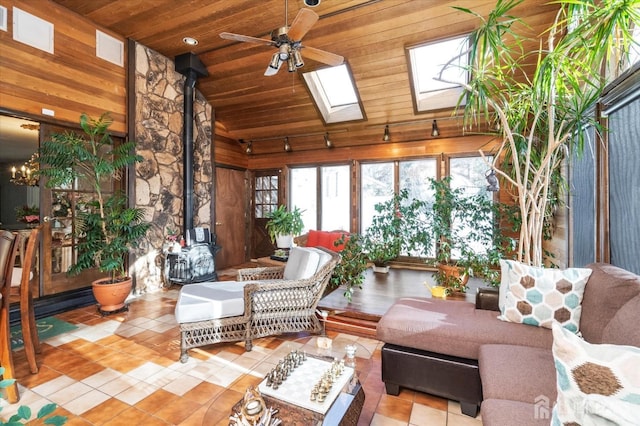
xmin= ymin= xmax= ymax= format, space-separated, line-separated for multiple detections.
xmin=498 ymin=260 xmax=592 ymax=332
xmin=551 ymin=323 xmax=640 ymax=426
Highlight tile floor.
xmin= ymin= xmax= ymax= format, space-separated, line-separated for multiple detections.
xmin=1 ymin=287 xmax=483 ymax=425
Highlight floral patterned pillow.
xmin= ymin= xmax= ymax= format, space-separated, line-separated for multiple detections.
xmin=498 ymin=260 xmax=592 ymax=333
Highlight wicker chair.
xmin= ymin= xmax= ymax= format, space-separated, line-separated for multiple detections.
xmin=177 ymin=246 xmax=340 ymax=362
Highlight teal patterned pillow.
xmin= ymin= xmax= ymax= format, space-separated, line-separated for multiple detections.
xmin=551 ymin=323 xmax=640 ymax=425
xmin=498 ymin=260 xmax=592 ymax=332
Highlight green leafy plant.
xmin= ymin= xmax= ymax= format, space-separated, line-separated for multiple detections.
xmin=14 ymin=205 xmax=39 ymax=223
xmin=38 ymin=113 xmax=150 ymax=283
xmin=329 ymin=233 xmax=368 ymax=302
xmin=0 ymin=367 xmax=67 ymax=425
xmin=265 ymin=205 xmax=304 ymax=243
xmin=425 ymin=177 xmax=515 ymax=292
xmin=362 ymin=189 xmax=429 ymax=266
xmin=438 ymin=0 xmax=640 ymax=266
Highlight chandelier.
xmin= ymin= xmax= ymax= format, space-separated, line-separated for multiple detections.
xmin=10 ymin=152 xmax=39 ymax=186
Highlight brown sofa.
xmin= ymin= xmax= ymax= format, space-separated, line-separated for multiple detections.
xmin=376 ymin=263 xmax=640 ymax=424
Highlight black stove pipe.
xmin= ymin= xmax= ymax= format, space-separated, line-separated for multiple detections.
xmin=175 ymin=52 xmax=208 ymax=239
xmin=182 ymin=69 xmax=197 ymax=236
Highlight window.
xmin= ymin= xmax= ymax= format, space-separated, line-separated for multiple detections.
xmin=290 ymin=164 xmax=350 ymax=232
xmin=302 ymin=64 xmax=365 ymax=124
xmin=254 ymin=175 xmax=278 ymax=218
xmin=407 ymin=35 xmax=469 ymax=112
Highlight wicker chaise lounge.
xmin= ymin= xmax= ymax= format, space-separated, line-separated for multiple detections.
xmin=175 ymin=246 xmax=340 ymax=362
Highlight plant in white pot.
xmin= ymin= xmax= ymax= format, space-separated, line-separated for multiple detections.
xmin=38 ymin=113 xmax=150 ymax=313
xmin=265 ymin=205 xmax=304 ymax=249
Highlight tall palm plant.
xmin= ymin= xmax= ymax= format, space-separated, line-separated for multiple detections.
xmin=438 ymin=0 xmax=639 ymax=266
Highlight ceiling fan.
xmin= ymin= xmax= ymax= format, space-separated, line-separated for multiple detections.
xmin=219 ymin=1 xmax=344 ymax=76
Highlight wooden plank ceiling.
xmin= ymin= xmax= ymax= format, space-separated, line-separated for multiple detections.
xmin=52 ymin=0 xmax=557 ymax=155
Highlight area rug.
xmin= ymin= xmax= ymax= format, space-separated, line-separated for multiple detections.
xmin=10 ymin=317 xmax=78 ymax=350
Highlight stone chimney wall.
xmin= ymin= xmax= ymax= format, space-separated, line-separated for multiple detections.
xmin=132 ymin=43 xmax=213 ymax=293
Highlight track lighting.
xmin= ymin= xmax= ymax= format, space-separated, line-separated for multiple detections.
xmin=382 ymin=125 xmax=390 ymax=142
xmin=486 ymin=169 xmax=500 ymax=192
xmin=431 ymin=120 xmax=440 ymax=137
xmin=324 ymin=133 xmax=333 ymax=148
xmin=245 ymin=141 xmax=253 ymax=154
xmin=284 ymin=137 xmax=291 ymax=152
xmin=269 ymin=53 xmax=280 ymax=70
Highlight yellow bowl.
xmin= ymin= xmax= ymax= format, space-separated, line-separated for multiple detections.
xmin=430 ymin=286 xmax=447 ymax=298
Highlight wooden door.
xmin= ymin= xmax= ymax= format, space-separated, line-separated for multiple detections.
xmin=214 ymin=167 xmax=247 ymax=269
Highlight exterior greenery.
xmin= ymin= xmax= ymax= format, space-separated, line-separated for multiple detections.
xmin=425 ymin=177 xmax=515 ymax=292
xmin=38 ymin=113 xmax=150 ymax=283
xmin=361 ymin=189 xmax=429 ymax=265
xmin=265 ymin=205 xmax=304 ymax=243
xmin=439 ymin=0 xmax=640 ymax=266
xmin=328 ymin=233 xmax=368 ymax=302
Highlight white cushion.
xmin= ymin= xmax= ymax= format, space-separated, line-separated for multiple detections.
xmin=305 ymin=247 xmax=332 ymax=272
xmin=174 ymin=281 xmax=245 ymax=323
xmin=11 ymin=267 xmax=33 ymax=287
xmin=283 ymin=247 xmax=320 ymax=280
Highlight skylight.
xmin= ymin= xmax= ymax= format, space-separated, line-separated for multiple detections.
xmin=302 ymin=64 xmax=364 ymax=124
xmin=408 ymin=35 xmax=469 ymax=112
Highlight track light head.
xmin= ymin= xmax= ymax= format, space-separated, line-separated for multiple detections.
xmin=245 ymin=141 xmax=253 ymax=154
xmin=284 ymin=137 xmax=291 ymax=152
xmin=382 ymin=125 xmax=390 ymax=142
xmin=324 ymin=133 xmax=333 ymax=148
xmin=431 ymin=120 xmax=440 ymax=137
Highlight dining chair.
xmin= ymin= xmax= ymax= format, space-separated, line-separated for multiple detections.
xmin=0 ymin=230 xmax=20 ymax=403
xmin=8 ymin=225 xmax=42 ymax=374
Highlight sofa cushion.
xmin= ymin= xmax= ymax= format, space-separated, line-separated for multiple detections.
xmin=601 ymin=294 xmax=640 ymax=347
xmin=283 ymin=247 xmax=320 ymax=280
xmin=580 ymin=263 xmax=640 ymax=344
xmin=481 ymin=399 xmax=551 ymax=426
xmin=498 ymin=260 xmax=592 ymax=333
xmin=479 ymin=344 xmax=557 ymax=404
xmin=376 ymin=297 xmax=552 ymax=360
xmin=175 ymin=281 xmax=245 ymax=323
xmin=551 ymin=322 xmax=640 ymax=426
xmin=305 ymin=247 xmax=333 ymax=272
xmin=305 ymin=230 xmax=348 ymax=252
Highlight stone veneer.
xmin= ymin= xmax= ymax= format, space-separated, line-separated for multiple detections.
xmin=132 ymin=43 xmax=213 ymax=293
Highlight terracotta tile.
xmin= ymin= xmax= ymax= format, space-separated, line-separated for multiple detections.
xmin=135 ymin=388 xmax=179 ymax=414
xmin=80 ymin=397 xmax=130 ymax=425
xmin=97 ymin=352 xmax=146 ymax=373
xmin=182 ymin=381 xmax=225 ymax=405
xmin=101 ymin=407 xmax=169 ymax=426
xmin=154 ymin=396 xmax=203 ymax=424
xmin=376 ymin=393 xmax=413 ymax=423
xmin=178 ymin=404 xmax=210 ymax=426
xmin=229 ymin=373 xmax=263 ymax=393
xmin=16 ymin=365 xmax=62 ymax=388
xmin=66 ymin=362 xmax=106 ymax=381
xmin=413 ymin=391 xmax=448 ymax=411
xmin=58 ymin=416 xmax=93 ymax=425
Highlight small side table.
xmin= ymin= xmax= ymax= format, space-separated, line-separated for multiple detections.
xmin=256 ymin=256 xmax=287 ymax=267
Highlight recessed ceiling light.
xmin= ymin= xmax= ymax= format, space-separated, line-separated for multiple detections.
xmin=182 ymin=37 xmax=198 ymax=46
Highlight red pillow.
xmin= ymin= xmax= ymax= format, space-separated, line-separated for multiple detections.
xmin=306 ymin=229 xmax=321 ymax=247
xmin=317 ymin=231 xmax=334 ymax=250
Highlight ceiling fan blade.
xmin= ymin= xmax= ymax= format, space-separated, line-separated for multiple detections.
xmin=302 ymin=46 xmax=344 ymax=66
xmin=220 ymin=32 xmax=274 ymax=47
xmin=264 ymin=60 xmax=282 ymax=76
xmin=287 ymin=8 xmax=319 ymax=41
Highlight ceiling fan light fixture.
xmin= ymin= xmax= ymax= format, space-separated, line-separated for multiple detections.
xmin=278 ymin=43 xmax=290 ymax=61
xmin=287 ymin=56 xmax=296 ymax=72
xmin=293 ymin=49 xmax=304 ymax=68
xmin=382 ymin=125 xmax=390 ymax=142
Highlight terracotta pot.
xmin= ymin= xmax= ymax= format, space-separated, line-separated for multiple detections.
xmin=437 ymin=263 xmax=469 ymax=287
xmin=92 ymin=277 xmax=132 ymax=312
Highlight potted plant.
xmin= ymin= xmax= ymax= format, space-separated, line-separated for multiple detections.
xmin=437 ymin=0 xmax=639 ymax=267
xmin=265 ymin=205 xmax=304 ymax=249
xmin=328 ymin=233 xmax=368 ymax=301
xmin=425 ymin=177 xmax=513 ymax=293
xmin=15 ymin=205 xmax=40 ymax=227
xmin=362 ymin=189 xmax=429 ymax=272
xmin=38 ymin=113 xmax=150 ymax=313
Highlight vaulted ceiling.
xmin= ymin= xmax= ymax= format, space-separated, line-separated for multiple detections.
xmin=52 ymin=0 xmax=557 ymax=154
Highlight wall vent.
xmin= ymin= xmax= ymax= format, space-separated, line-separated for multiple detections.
xmin=0 ymin=6 xmax=7 ymax=32
xmin=96 ymin=30 xmax=123 ymax=67
xmin=13 ymin=7 xmax=53 ymax=54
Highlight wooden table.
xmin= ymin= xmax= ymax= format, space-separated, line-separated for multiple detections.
xmin=256 ymin=256 xmax=287 ymax=267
